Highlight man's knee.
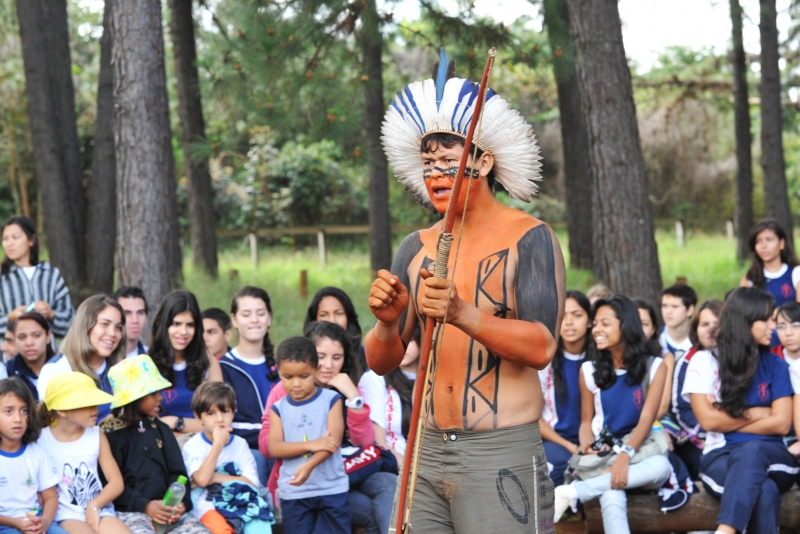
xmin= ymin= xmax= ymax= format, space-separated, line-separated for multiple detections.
xmin=599 ymin=488 xmax=627 ymax=511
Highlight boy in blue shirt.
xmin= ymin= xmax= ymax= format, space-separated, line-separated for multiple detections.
xmin=268 ymin=337 xmax=349 ymax=534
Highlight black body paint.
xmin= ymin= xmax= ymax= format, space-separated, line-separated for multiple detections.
xmin=423 ymin=166 xmax=481 ymax=180
xmin=515 ymin=226 xmax=558 ymax=336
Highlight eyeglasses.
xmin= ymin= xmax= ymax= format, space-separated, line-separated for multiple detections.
xmin=776 ymin=322 xmax=800 ymax=331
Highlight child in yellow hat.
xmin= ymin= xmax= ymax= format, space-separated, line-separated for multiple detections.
xmin=38 ymin=371 xmax=132 ymax=534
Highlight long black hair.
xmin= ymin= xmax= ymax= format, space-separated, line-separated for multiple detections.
xmin=1 ymin=215 xmax=39 ymax=277
xmin=552 ymin=290 xmax=590 ymax=402
xmin=715 ymin=287 xmax=775 ymax=418
xmin=231 ymin=286 xmax=277 ymax=381
xmin=149 ymin=290 xmax=209 ymax=391
xmin=746 ymin=218 xmax=799 ymax=289
xmin=304 ymin=287 xmax=362 ymax=355
xmin=776 ymin=300 xmax=800 ymax=324
xmin=633 ymin=298 xmax=663 ymax=357
xmin=589 ymin=295 xmax=650 ymax=390
xmin=305 ymin=320 xmax=363 ymax=386
xmin=384 ymin=325 xmax=420 ymax=438
xmin=0 ymin=377 xmax=41 ymax=444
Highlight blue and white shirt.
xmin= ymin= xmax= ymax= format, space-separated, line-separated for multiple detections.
xmin=37 ymin=354 xmax=113 ymax=421
xmin=160 ymin=361 xmax=195 ymax=419
xmin=0 ymin=262 xmax=74 ymax=338
xmin=539 ymin=351 xmax=584 ymax=444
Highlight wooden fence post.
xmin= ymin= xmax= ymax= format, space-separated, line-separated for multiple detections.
xmin=248 ymin=233 xmax=258 ymax=268
xmin=676 ymin=220 xmax=684 ymax=248
xmin=726 ymin=220 xmax=734 ymax=244
xmin=317 ymin=230 xmax=327 ymax=267
xmin=300 ymin=269 xmax=308 ymax=299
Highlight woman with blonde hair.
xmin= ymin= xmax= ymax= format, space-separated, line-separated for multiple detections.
xmin=37 ymin=294 xmax=126 ymax=421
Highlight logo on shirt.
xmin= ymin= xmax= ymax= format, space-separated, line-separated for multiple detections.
xmin=632 ymin=387 xmax=644 ymax=410
xmin=162 ymin=389 xmax=177 ymax=404
xmin=758 ymin=382 xmax=769 ymax=402
xmin=782 ymin=283 xmax=793 ymax=299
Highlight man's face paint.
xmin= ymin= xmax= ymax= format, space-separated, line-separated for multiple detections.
xmin=422 ymin=166 xmax=481 ymax=180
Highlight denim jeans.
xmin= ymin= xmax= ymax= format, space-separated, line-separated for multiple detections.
xmin=349 ymin=471 xmax=397 ymax=534
xmin=0 ymin=523 xmax=69 ymax=534
xmin=573 ymin=454 xmax=671 ymax=534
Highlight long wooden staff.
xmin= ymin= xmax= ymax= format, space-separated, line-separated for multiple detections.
xmin=394 ymin=48 xmax=497 ymax=534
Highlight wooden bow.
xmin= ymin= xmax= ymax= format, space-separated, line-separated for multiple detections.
xmin=394 ymin=48 xmax=497 ymax=534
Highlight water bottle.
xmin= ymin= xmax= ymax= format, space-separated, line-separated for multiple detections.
xmin=155 ymin=475 xmax=188 ymax=533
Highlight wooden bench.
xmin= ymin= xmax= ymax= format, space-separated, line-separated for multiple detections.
xmin=555 ymin=486 xmax=800 ymax=533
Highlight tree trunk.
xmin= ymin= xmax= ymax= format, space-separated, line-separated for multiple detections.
xmin=86 ymin=0 xmax=116 ymax=295
xmin=730 ymin=0 xmax=753 ymax=264
xmin=169 ymin=0 xmax=218 ymax=278
xmin=112 ymin=0 xmax=182 ymax=314
xmin=359 ymin=0 xmax=392 ymax=274
xmin=759 ymin=0 xmax=792 ymax=244
xmin=542 ymin=0 xmax=593 ymax=271
xmin=15 ymin=0 xmax=82 ymax=298
xmin=567 ymin=0 xmax=663 ymax=304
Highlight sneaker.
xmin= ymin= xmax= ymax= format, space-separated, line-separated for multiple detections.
xmin=553 ymin=484 xmax=578 ymax=523
xmin=659 ymin=488 xmax=688 ymax=512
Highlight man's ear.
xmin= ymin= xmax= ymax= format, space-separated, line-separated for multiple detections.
xmin=479 ymin=152 xmax=494 ymax=178
xmin=224 ymin=329 xmax=233 ymax=343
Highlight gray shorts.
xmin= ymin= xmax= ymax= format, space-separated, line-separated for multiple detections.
xmin=390 ymin=422 xmax=555 ymax=534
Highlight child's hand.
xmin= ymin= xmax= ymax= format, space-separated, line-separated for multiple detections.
xmin=144 ymin=500 xmax=175 ymax=525
xmin=85 ymin=502 xmax=101 ymax=532
xmin=309 ymin=431 xmax=340 ymax=454
xmin=212 ymin=425 xmax=231 ymax=446
xmin=789 ymin=440 xmax=800 ymax=457
xmin=168 ymin=503 xmax=186 ymax=524
xmin=288 ymin=462 xmax=315 ymax=486
xmin=17 ymin=515 xmax=42 ymax=534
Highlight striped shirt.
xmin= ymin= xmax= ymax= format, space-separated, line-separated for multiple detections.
xmin=0 ymin=262 xmax=74 ymax=338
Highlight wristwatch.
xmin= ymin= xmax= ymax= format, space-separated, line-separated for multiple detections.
xmin=345 ymin=396 xmax=364 ymax=410
xmin=174 ymin=416 xmax=185 ymax=432
xmin=619 ymin=444 xmax=636 ymax=460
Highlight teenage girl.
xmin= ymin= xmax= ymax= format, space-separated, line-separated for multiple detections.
xmin=684 ymin=288 xmax=794 ymax=534
xmin=0 ymin=378 xmax=65 ymax=534
xmin=6 ymin=311 xmax=55 ymax=400
xmin=102 ymin=355 xmax=208 ymax=534
xmin=538 ymin=290 xmax=590 ymax=486
xmin=149 ymin=291 xmax=222 ymax=438
xmin=634 ymin=299 xmax=674 ymax=420
xmin=304 ymin=287 xmax=365 ymax=369
xmin=775 ymin=300 xmax=800 ymax=363
xmin=38 ymin=295 xmax=126 ymax=422
xmin=554 ymin=296 xmax=671 ymax=533
xmin=39 ymin=372 xmax=131 ymax=534
xmin=220 ymin=286 xmax=280 ymax=485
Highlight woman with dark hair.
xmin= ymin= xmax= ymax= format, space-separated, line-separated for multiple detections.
xmin=220 ymin=285 xmax=280 ymax=485
xmin=634 ymin=298 xmax=674 ymax=419
xmin=6 ymin=311 xmax=55 ymax=400
xmin=538 ymin=290 xmax=590 ymax=486
xmin=304 ymin=286 xmax=365 ymax=367
xmin=149 ymin=290 xmax=222 ymax=438
xmin=554 ymin=296 xmax=670 ymax=532
xmin=0 ymin=215 xmax=74 ymax=339
xmin=683 ymin=288 xmax=794 ymax=534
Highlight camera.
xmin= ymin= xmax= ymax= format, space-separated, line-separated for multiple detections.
xmin=591 ymin=425 xmax=623 ymax=457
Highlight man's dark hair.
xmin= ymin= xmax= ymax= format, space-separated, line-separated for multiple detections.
xmin=420 ymin=132 xmax=496 ymax=190
xmin=276 ymin=336 xmax=319 ymax=368
xmin=661 ymin=283 xmax=698 ymax=310
xmin=202 ymin=307 xmax=232 ymax=332
xmin=192 ymin=381 xmax=237 ymax=415
xmin=112 ymin=286 xmax=148 ymax=314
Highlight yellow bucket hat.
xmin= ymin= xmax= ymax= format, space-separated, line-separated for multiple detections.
xmin=108 ymin=355 xmax=172 ymax=408
xmin=44 ymin=372 xmax=117 ymax=411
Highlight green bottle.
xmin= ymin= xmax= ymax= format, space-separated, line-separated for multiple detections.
xmin=155 ymin=475 xmax=188 ymax=533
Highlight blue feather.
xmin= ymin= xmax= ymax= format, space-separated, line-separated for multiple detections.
xmin=435 ymin=48 xmax=449 ymax=110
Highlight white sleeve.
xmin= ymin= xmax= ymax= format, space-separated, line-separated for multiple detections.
xmin=648 ymin=357 xmax=663 ymax=383
xmin=793 ymin=266 xmax=800 ymax=290
xmin=790 ymin=359 xmax=800 ymax=395
xmin=580 ymin=361 xmax=597 ymax=393
xmin=681 ymin=351 xmax=717 ymax=401
xmin=0 ymin=362 xmax=6 ymax=380
xmin=358 ymin=371 xmax=387 ymax=429
xmin=181 ymin=436 xmax=206 ymax=478
xmin=234 ymin=438 xmax=261 ymax=488
xmin=37 ymin=358 xmax=70 ymax=402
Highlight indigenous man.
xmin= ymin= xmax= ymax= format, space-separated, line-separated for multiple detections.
xmin=365 ymin=51 xmax=565 ymax=534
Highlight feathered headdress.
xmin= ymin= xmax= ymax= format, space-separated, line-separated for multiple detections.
xmin=381 ymin=48 xmax=542 ymax=210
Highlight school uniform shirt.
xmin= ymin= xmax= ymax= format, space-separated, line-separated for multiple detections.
xmin=37 ymin=354 xmax=113 ymax=421
xmin=659 ymin=329 xmax=693 ymax=361
xmin=160 ymin=361 xmax=195 ymax=419
xmin=359 ymin=369 xmax=414 ymax=456
xmin=272 ymin=388 xmax=349 ymax=500
xmin=682 ymin=349 xmax=793 ymax=454
xmin=672 ymin=347 xmax=705 ymax=440
xmin=125 ymin=341 xmax=148 ymax=360
xmin=0 ymin=361 xmax=6 ymax=380
xmin=182 ymin=432 xmax=260 ymax=519
xmin=538 ymin=351 xmax=584 ymax=444
xmin=6 ymin=356 xmax=41 ymax=400
xmin=39 ymin=426 xmax=115 ymax=522
xmin=0 ymin=442 xmax=60 ymax=518
xmin=220 ymin=349 xmax=279 ymax=449
xmin=789 ymin=358 xmax=800 ymax=394
xmin=581 ymin=357 xmax=663 ymax=438
xmin=0 ymin=262 xmax=74 ymax=338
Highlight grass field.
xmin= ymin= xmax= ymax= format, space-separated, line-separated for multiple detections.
xmin=184 ymin=229 xmax=747 ymax=345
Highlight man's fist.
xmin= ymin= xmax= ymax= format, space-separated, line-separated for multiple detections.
xmin=369 ymin=269 xmax=409 ymax=325
xmin=419 ymin=268 xmax=463 ymax=324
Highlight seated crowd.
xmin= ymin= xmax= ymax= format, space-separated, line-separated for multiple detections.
xmin=1 ymin=212 xmax=800 ymax=534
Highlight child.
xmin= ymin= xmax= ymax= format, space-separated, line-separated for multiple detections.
xmin=6 ymin=312 xmax=54 ymax=400
xmin=101 ymin=355 xmax=209 ymax=534
xmin=219 ymin=287 xmax=279 ymax=485
xmin=659 ymin=284 xmax=697 ymax=361
xmin=201 ymin=310 xmax=232 ymax=361
xmin=775 ymin=301 xmax=800 ymax=363
xmin=268 ymin=337 xmax=349 ymax=534
xmin=182 ymin=382 xmax=273 ymax=534
xmin=0 ymin=377 xmax=64 ymax=534
xmin=39 ymin=372 xmax=131 ymax=534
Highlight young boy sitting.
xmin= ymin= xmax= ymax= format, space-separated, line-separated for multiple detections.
xmin=268 ymin=336 xmax=349 ymax=534
xmin=182 ymin=382 xmax=273 ymax=534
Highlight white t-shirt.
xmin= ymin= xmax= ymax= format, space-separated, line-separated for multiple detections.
xmin=0 ymin=442 xmax=60 ymax=518
xmin=745 ymin=264 xmax=800 ymax=288
xmin=37 ymin=356 xmax=107 ymax=402
xmin=125 ymin=344 xmax=148 ymax=360
xmin=789 ymin=358 xmax=800 ymax=394
xmin=681 ymin=350 xmax=725 ymax=453
xmin=359 ymin=370 xmax=411 ymax=456
xmin=39 ymin=426 xmax=114 ymax=521
xmin=182 ymin=433 xmax=260 ymax=519
xmin=21 ymin=266 xmax=36 ymax=280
